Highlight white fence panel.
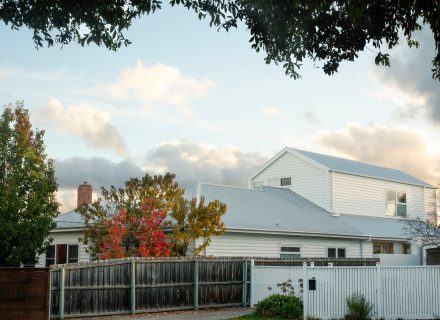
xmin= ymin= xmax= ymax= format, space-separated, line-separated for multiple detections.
xmin=250 ymin=266 xmax=303 ymax=306
xmin=306 ymin=267 xmax=378 ymax=319
xmin=251 ymin=264 xmax=440 ymax=320
xmin=380 ymin=266 xmax=440 ymax=319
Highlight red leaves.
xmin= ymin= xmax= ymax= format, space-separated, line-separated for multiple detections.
xmin=100 ymin=202 xmax=170 ymax=259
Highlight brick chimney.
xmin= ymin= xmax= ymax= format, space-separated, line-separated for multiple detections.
xmin=77 ymin=182 xmax=92 ymax=209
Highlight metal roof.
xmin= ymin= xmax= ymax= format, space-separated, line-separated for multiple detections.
xmin=193 ymin=184 xmax=363 ymax=237
xmin=54 ymin=211 xmax=85 ymax=228
xmin=52 ymin=183 xmax=409 ymax=241
xmin=293 ymin=148 xmax=434 ymax=188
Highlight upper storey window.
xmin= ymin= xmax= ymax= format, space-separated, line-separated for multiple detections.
xmin=280 ymin=177 xmax=292 ymax=186
xmin=386 ymin=191 xmax=407 ymax=217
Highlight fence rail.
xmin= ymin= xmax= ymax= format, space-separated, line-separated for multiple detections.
xmin=50 ymin=257 xmax=251 ymax=319
xmin=251 ymin=263 xmax=440 ymax=320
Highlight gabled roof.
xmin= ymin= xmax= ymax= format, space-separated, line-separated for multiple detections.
xmin=293 ymin=148 xmax=434 ymax=188
xmin=189 ymin=183 xmax=410 ymax=239
xmin=187 ymin=183 xmax=407 ymax=240
xmin=54 ymin=211 xmax=85 ymax=229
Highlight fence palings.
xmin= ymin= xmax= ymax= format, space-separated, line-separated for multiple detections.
xmin=50 ymin=257 xmax=250 ymax=318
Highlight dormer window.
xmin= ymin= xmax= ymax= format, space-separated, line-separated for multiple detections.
xmin=386 ymin=191 xmax=407 ymax=217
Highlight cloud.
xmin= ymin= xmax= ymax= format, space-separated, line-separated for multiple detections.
xmin=55 ymin=157 xmax=145 ymax=212
xmin=262 ymin=107 xmax=280 ymax=117
xmin=145 ymin=141 xmax=268 ymax=187
xmin=0 ymin=69 xmax=6 ymax=79
xmin=36 ymin=98 xmax=126 ymax=155
xmin=56 ymin=157 xmax=145 ymax=189
xmin=373 ymin=29 xmax=440 ymax=124
xmin=315 ymin=123 xmax=440 ymax=185
xmin=100 ymin=61 xmax=213 ymax=115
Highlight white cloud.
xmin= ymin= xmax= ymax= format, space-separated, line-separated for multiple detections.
xmin=100 ymin=61 xmax=213 ymax=115
xmin=315 ymin=123 xmax=440 ymax=185
xmin=36 ymin=98 xmax=126 ymax=155
xmin=262 ymin=107 xmax=280 ymax=117
xmin=146 ymin=140 xmax=268 ymax=187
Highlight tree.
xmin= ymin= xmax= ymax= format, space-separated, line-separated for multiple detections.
xmin=79 ymin=173 xmax=226 ymax=258
xmin=169 ymin=196 xmax=226 ymax=256
xmin=404 ymin=217 xmax=440 ymax=248
xmin=0 ymin=102 xmax=59 ymax=267
xmin=1 ymin=1 xmax=439 ymax=80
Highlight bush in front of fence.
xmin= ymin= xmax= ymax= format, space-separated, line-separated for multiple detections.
xmin=344 ymin=293 xmax=373 ymax=320
xmin=255 ymin=294 xmax=303 ymax=319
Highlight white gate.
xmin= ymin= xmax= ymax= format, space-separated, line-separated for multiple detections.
xmin=251 ymin=262 xmax=440 ymax=320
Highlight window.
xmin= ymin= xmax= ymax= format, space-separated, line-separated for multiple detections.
xmin=253 ymin=181 xmax=264 ymax=188
xmin=403 ymin=243 xmax=411 ymax=255
xmin=280 ymin=177 xmax=292 ymax=186
xmin=45 ymin=244 xmax=79 ymax=266
xmin=386 ymin=191 xmax=407 ymax=217
xmin=373 ymin=242 xmax=394 ymax=254
xmin=280 ymin=246 xmax=301 ymax=258
xmin=328 ymin=248 xmax=346 ymax=258
xmin=45 ymin=245 xmax=55 ymax=267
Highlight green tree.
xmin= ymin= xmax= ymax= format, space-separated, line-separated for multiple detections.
xmin=0 ymin=102 xmax=59 ymax=267
xmin=169 ymin=196 xmax=226 ymax=256
xmin=1 ymin=1 xmax=439 ymax=79
xmin=78 ymin=173 xmax=226 ymax=258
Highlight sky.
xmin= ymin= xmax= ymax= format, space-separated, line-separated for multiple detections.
xmin=1 ymin=5 xmax=440 ymax=212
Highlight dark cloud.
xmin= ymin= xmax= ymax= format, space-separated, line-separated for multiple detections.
xmin=55 ymin=157 xmax=145 ymax=190
xmin=375 ymin=29 xmax=440 ymax=123
xmin=145 ymin=141 xmax=268 ymax=187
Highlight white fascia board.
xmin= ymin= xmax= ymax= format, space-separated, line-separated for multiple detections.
xmin=248 ymin=147 xmax=290 ymax=185
xmin=51 ymin=227 xmax=85 ymax=233
xmin=248 ymin=147 xmax=330 ymax=185
xmin=226 ymin=227 xmax=368 ymax=240
xmin=288 ymin=148 xmax=330 ymax=172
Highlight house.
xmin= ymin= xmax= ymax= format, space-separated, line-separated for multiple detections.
xmin=36 ymin=183 xmax=91 ymax=267
xmin=38 ymin=148 xmax=439 ymax=266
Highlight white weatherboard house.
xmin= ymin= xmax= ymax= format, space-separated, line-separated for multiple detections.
xmin=38 ymin=148 xmax=439 ymax=267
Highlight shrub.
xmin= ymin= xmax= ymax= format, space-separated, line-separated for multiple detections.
xmin=255 ymin=294 xmax=303 ymax=319
xmin=344 ymin=293 xmax=373 ymax=320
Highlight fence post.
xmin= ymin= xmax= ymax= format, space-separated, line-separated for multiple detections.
xmin=59 ymin=267 xmax=65 ymax=320
xmin=376 ymin=263 xmax=382 ymax=319
xmin=242 ymin=260 xmax=248 ymax=307
xmin=302 ymin=262 xmax=308 ymax=320
xmin=131 ymin=259 xmax=136 ymax=315
xmin=194 ymin=258 xmax=199 ymax=310
xmin=250 ymin=259 xmax=255 ymax=306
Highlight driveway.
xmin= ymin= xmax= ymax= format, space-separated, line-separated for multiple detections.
xmin=76 ymin=308 xmax=253 ymax=320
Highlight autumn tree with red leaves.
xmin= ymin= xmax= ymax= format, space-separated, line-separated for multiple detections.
xmin=79 ymin=173 xmax=226 ymax=259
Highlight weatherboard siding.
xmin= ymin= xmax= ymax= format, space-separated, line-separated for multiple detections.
xmin=332 ymin=172 xmax=426 ymax=219
xmin=424 ymin=187 xmax=437 ymax=223
xmin=202 ymin=232 xmax=368 ymax=258
xmin=251 ymin=152 xmax=330 ymax=210
xmin=36 ymin=230 xmax=90 ymax=267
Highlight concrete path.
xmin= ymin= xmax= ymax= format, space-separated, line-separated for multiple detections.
xmin=77 ymin=308 xmax=253 ymax=320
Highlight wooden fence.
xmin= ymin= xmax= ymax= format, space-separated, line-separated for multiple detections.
xmin=251 ymin=263 xmax=440 ymax=320
xmin=0 ymin=268 xmax=50 ymax=320
xmin=50 ymin=257 xmax=250 ymax=319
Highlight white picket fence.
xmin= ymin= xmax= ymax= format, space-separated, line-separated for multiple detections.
xmin=250 ymin=262 xmax=440 ymax=320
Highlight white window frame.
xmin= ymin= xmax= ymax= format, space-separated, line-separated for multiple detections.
xmin=253 ymin=181 xmax=265 ymax=188
xmin=280 ymin=177 xmax=292 ymax=187
xmin=279 ymin=245 xmax=301 ymax=258
xmin=386 ymin=190 xmax=407 ymax=217
xmin=46 ymin=243 xmax=79 ymax=266
xmin=327 ymin=247 xmax=346 ymax=258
